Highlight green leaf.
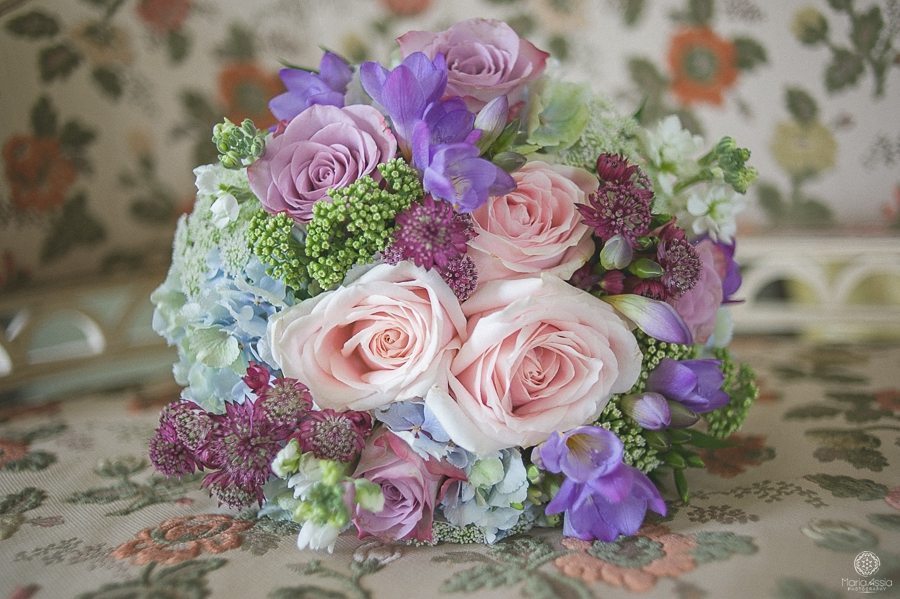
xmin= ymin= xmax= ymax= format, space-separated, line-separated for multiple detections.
xmin=30 ymin=95 xmax=58 ymax=137
xmin=59 ymin=121 xmax=96 ymax=150
xmin=622 ymin=0 xmax=646 ymax=25
xmin=686 ymin=429 xmax=733 ymax=448
xmin=167 ymin=29 xmax=191 ymax=63
xmin=5 ymin=10 xmax=60 ymax=38
xmin=674 ymin=468 xmax=689 ymax=503
xmin=688 ymin=0 xmax=714 ymax=24
xmin=40 ymin=194 xmax=107 ymax=263
xmin=804 ymin=473 xmax=888 ymax=500
xmin=92 ymin=66 xmax=123 ymax=99
xmin=180 ymin=90 xmax=219 ymax=124
xmin=734 ymin=37 xmax=767 ymax=70
xmin=824 ymin=48 xmax=864 ymax=92
xmin=628 ymin=58 xmax=668 ymax=97
xmin=851 ymin=6 xmax=883 ymax=54
xmin=38 ymin=43 xmax=81 ymax=81
xmin=218 ymin=23 xmax=256 ymax=60
xmin=784 ymin=404 xmax=843 ymax=419
xmin=0 ymin=487 xmax=47 ymax=515
xmin=867 ymin=513 xmax=900 ymax=531
xmin=786 ymin=88 xmax=818 ymax=125
xmin=757 ymin=182 xmax=784 ymax=218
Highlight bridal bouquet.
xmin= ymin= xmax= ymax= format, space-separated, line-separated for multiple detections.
xmin=150 ymin=18 xmax=758 ymax=552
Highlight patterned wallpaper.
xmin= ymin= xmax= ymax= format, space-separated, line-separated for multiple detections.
xmin=1 ymin=0 xmax=898 ymax=290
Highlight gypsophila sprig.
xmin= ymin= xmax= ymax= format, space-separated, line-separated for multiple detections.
xmin=305 ymin=158 xmax=422 ymax=289
xmin=213 ymin=118 xmax=267 ymax=169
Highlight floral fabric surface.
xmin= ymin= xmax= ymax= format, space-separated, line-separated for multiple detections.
xmin=1 ymin=0 xmax=899 ymax=292
xmin=1 ymin=336 xmax=899 ymax=598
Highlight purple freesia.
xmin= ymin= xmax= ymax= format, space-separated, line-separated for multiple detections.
xmin=535 ymin=426 xmax=666 ymax=541
xmin=621 ymin=392 xmax=671 ymax=430
xmin=417 ymin=140 xmax=515 ymax=212
xmin=602 ymin=294 xmax=693 ymax=345
xmin=646 ymin=358 xmax=729 ymax=413
xmin=717 ymin=240 xmax=742 ymax=301
xmin=269 ymin=51 xmax=353 ymax=123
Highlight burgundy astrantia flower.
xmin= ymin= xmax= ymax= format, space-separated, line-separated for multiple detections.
xmin=596 ymin=153 xmax=639 ymax=184
xmin=299 ymin=408 xmax=373 ymax=462
xmin=437 ymin=254 xmax=478 ymax=301
xmin=387 ymin=196 xmax=475 ymax=269
xmin=656 ymin=223 xmax=701 ymax=300
xmin=579 ymin=153 xmax=654 ymax=246
xmin=257 ymin=377 xmax=313 ymax=428
xmin=149 ymin=408 xmax=200 ymax=477
xmin=242 ymin=362 xmax=271 ymax=395
xmin=203 ymin=400 xmax=293 ymax=508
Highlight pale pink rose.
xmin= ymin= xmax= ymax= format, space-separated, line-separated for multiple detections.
xmin=670 ymin=240 xmax=724 ymax=344
xmin=426 ymin=275 xmax=642 ymax=454
xmin=468 ymin=161 xmax=595 ymax=284
xmin=353 ymin=428 xmax=464 ymax=542
xmin=397 ymin=18 xmax=549 ymax=110
xmin=267 ymin=262 xmax=466 ymax=412
xmin=248 ymin=104 xmax=396 ymax=223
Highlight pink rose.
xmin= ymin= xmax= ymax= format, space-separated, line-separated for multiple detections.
xmin=426 ymin=275 xmax=642 ymax=454
xmin=248 ymin=104 xmax=396 ymax=223
xmin=467 ymin=161 xmax=595 ymax=283
xmin=352 ymin=428 xmax=464 ymax=542
xmin=267 ymin=262 xmax=466 ymax=412
xmin=670 ymin=240 xmax=724 ymax=344
xmin=397 ymin=18 xmax=549 ymax=110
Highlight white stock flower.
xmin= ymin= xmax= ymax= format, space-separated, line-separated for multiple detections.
xmin=641 ymin=115 xmax=704 ymax=171
xmin=686 ymin=183 xmax=744 ymax=243
xmin=296 ymin=519 xmax=341 ymax=553
xmin=210 ymin=193 xmax=240 ymax=229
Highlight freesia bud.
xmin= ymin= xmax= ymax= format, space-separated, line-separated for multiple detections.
xmin=621 ymin=392 xmax=670 ymax=430
xmin=600 ymin=235 xmax=633 ymax=270
xmin=475 ymin=95 xmax=509 ymax=152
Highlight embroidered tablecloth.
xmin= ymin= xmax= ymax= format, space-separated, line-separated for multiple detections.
xmin=2 ymin=336 xmax=899 ymax=598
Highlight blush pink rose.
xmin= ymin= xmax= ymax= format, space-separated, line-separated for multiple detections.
xmin=353 ymin=428 xmax=464 ymax=542
xmin=248 ymin=104 xmax=396 ymax=223
xmin=267 ymin=262 xmax=466 ymax=412
xmin=397 ymin=18 xmax=549 ymax=110
xmin=467 ymin=161 xmax=595 ymax=283
xmin=426 ymin=275 xmax=642 ymax=454
xmin=670 ymin=240 xmax=724 ymax=344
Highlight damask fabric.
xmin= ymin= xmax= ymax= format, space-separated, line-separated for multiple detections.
xmin=1 ymin=337 xmax=899 ymax=598
xmin=1 ymin=0 xmax=899 ymax=292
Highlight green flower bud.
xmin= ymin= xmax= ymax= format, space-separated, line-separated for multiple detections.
xmin=354 ymin=479 xmax=385 ymax=513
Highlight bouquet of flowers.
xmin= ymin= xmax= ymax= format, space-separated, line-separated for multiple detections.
xmin=150 ymin=18 xmax=759 ymax=552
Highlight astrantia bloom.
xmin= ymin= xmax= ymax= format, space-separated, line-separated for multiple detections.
xmin=535 ymin=426 xmax=666 ymax=541
xmin=657 ymin=227 xmax=701 ymax=300
xmin=149 ymin=418 xmax=199 ymax=477
xmin=596 ymin=153 xmax=639 ymax=184
xmin=437 ymin=254 xmax=478 ymax=302
xmin=299 ymin=408 xmax=373 ymax=462
xmin=257 ymin=377 xmax=313 ymax=428
xmin=388 ymin=195 xmax=474 ymax=269
xmin=203 ymin=400 xmax=293 ymax=507
xmin=578 ymin=181 xmax=653 ymax=246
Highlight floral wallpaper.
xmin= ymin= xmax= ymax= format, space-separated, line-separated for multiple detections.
xmin=1 ymin=0 xmax=898 ymax=290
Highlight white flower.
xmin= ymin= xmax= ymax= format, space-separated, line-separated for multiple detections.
xmin=287 ymin=454 xmax=327 ymax=500
xmin=192 ymin=163 xmax=249 ymax=198
xmin=210 ymin=193 xmax=240 ymax=229
xmin=686 ymin=184 xmax=744 ymax=243
xmin=641 ymin=115 xmax=704 ymax=170
xmin=272 ymin=439 xmax=301 ymax=479
xmin=296 ymin=519 xmax=341 ymax=553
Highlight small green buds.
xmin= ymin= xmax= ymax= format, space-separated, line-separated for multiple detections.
xmin=213 ymin=118 xmax=267 ymax=169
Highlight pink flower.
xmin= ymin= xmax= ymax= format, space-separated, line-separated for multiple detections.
xmin=247 ymin=104 xmax=396 ymax=223
xmin=267 ymin=262 xmax=466 ymax=412
xmin=352 ymin=428 xmax=464 ymax=542
xmin=397 ymin=18 xmax=549 ymax=110
xmin=467 ymin=161 xmax=595 ymax=284
xmin=426 ymin=275 xmax=642 ymax=454
xmin=669 ymin=240 xmax=724 ymax=344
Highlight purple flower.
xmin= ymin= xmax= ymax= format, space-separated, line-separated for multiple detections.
xmin=257 ymin=377 xmax=313 ymax=428
xmin=269 ymin=51 xmax=353 ymax=122
xmin=578 ymin=181 xmax=653 ymax=247
xmin=299 ymin=408 xmax=372 ymax=462
xmin=360 ymin=52 xmax=448 ymax=153
xmin=148 ymin=402 xmax=209 ymax=477
xmin=437 ymin=254 xmax=478 ymax=302
xmin=417 ymin=141 xmax=515 ymax=212
xmin=534 ymin=426 xmax=666 ymax=542
xmin=657 ymin=226 xmax=701 ymax=300
xmin=596 ymin=153 xmax=639 ymax=184
xmin=646 ymin=358 xmax=729 ymax=413
xmin=386 ymin=195 xmax=474 ymax=269
xmin=621 ymin=392 xmax=671 ymax=430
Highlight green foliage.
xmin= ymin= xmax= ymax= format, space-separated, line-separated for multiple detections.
xmin=91 ymin=66 xmax=123 ymax=99
xmin=704 ymin=348 xmax=759 ymax=438
xmin=825 ymin=48 xmax=865 ymax=92
xmin=785 ymin=88 xmax=818 ymax=125
xmin=305 ymin=158 xmax=422 ymax=290
xmin=38 ymin=43 xmax=81 ymax=81
xmin=733 ymin=37 xmax=767 ymax=70
xmin=31 ymin=95 xmax=57 ymax=137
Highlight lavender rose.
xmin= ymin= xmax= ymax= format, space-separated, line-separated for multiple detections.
xmin=397 ymin=18 xmax=549 ymax=110
xmin=352 ymin=428 xmax=464 ymax=542
xmin=248 ymin=104 xmax=397 ymax=223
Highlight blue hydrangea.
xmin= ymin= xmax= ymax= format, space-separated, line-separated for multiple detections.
xmin=375 ymin=401 xmax=472 ymax=470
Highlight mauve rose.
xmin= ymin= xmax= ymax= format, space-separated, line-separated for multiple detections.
xmin=353 ymin=428 xmax=464 ymax=542
xmin=248 ymin=104 xmax=396 ymax=223
xmin=397 ymin=18 xmax=549 ymax=110
xmin=670 ymin=240 xmax=724 ymax=344
xmin=468 ymin=161 xmax=595 ymax=283
xmin=267 ymin=262 xmax=466 ymax=412
xmin=426 ymin=275 xmax=642 ymax=454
